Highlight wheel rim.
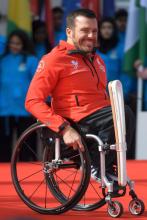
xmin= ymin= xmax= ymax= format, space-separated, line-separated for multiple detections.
xmin=108 ymin=201 xmax=123 ymax=218
xmin=11 ymin=123 xmax=90 ymax=214
xmin=129 ymin=199 xmax=145 ymax=215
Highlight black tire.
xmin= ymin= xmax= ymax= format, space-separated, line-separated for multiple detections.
xmin=11 ymin=122 xmax=91 ymax=214
xmin=129 ymin=199 xmax=145 ymax=216
xmin=107 ymin=201 xmax=123 ymax=218
xmin=44 ymin=135 xmax=106 ymax=211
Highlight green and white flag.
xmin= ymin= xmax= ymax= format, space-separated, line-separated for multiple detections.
xmin=123 ymin=0 xmax=147 ymax=74
xmin=140 ymin=0 xmax=147 ymax=7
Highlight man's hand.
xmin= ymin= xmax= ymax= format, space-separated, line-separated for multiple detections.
xmin=137 ymin=68 xmax=147 ymax=79
xmin=134 ymin=59 xmax=143 ymax=69
xmin=62 ymin=125 xmax=85 ymax=151
xmin=133 ymin=60 xmax=147 ymax=79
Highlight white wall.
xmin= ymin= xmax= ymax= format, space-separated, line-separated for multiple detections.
xmin=115 ymin=0 xmax=130 ymax=10
xmin=51 ymin=0 xmax=62 ymax=8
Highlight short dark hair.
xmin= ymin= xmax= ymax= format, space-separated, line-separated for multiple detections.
xmin=66 ymin=8 xmax=96 ymax=28
xmin=52 ymin=7 xmax=64 ymax=15
xmin=2 ymin=29 xmax=35 ymax=62
xmin=115 ymin=9 xmax=128 ymax=19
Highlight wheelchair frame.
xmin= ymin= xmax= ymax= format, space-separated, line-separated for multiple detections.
xmin=11 ymin=80 xmax=145 ymax=218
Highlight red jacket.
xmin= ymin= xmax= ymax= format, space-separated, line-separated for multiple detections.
xmin=25 ymin=40 xmax=110 ymax=132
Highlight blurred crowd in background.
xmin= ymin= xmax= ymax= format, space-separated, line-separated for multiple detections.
xmin=0 ymin=0 xmax=146 ymax=162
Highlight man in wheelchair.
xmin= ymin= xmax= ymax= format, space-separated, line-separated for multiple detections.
xmin=25 ymin=9 xmax=135 ymax=194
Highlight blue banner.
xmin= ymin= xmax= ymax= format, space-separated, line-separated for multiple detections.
xmin=103 ymin=0 xmax=115 ymax=17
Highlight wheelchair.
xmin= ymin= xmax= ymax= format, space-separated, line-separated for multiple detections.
xmin=11 ymin=80 xmax=145 ymax=218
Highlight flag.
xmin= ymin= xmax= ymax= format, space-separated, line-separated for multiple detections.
xmin=103 ymin=0 xmax=115 ymax=17
xmin=62 ymin=0 xmax=81 ymax=15
xmin=81 ymin=0 xmax=101 ymax=20
xmin=140 ymin=0 xmax=147 ymax=7
xmin=123 ymin=0 xmax=147 ymax=74
xmin=45 ymin=0 xmax=54 ymax=47
xmin=62 ymin=0 xmax=81 ymax=29
xmin=30 ymin=0 xmax=39 ymax=17
xmin=39 ymin=0 xmax=54 ymax=47
xmin=7 ymin=0 xmax=32 ymax=35
xmin=139 ymin=0 xmax=147 ymax=62
xmin=62 ymin=0 xmax=101 ymax=28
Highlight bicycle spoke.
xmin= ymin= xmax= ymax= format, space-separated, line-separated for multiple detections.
xmin=45 ymin=178 xmax=47 ymax=208
xmin=54 ymin=173 xmax=76 ymax=193
xmin=67 ymin=154 xmax=80 ymax=160
xmin=83 ymin=193 xmax=86 ymax=206
xmin=23 ymin=141 xmax=40 ymax=161
xmin=89 ymin=180 xmax=102 ymax=199
xmin=19 ymin=169 xmax=42 ymax=183
xmin=29 ymin=177 xmax=45 ymax=199
xmin=55 ymin=170 xmax=79 ymax=185
xmin=68 ymin=170 xmax=78 ymax=199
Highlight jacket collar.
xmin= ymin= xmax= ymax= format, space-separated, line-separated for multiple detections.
xmin=59 ymin=40 xmax=96 ymax=58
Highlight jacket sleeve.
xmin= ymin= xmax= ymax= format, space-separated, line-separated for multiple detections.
xmin=25 ymin=55 xmax=68 ymax=133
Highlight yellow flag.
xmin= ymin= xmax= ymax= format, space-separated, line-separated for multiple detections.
xmin=7 ymin=0 xmax=31 ymax=34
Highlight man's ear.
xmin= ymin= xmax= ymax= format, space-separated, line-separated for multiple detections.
xmin=66 ymin=27 xmax=72 ymax=39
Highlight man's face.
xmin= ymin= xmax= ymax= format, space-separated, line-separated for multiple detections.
xmin=67 ymin=16 xmax=98 ymax=53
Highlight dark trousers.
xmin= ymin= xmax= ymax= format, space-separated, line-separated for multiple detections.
xmin=0 ymin=116 xmax=35 ymax=162
xmin=78 ymin=105 xmax=135 ymax=171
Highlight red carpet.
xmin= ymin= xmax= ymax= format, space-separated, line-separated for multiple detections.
xmin=0 ymin=160 xmax=147 ymax=220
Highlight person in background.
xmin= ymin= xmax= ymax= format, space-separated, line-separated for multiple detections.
xmin=97 ymin=17 xmax=123 ymax=81
xmin=115 ymin=9 xmax=128 ymax=44
xmin=0 ymin=14 xmax=6 ymax=55
xmin=0 ymin=35 xmax=6 ymax=55
xmin=32 ymin=20 xmax=52 ymax=105
xmin=97 ymin=17 xmax=136 ymax=102
xmin=134 ymin=59 xmax=147 ymax=111
xmin=32 ymin=20 xmax=51 ymax=60
xmin=0 ymin=29 xmax=38 ymax=161
xmin=52 ymin=7 xmax=66 ymax=45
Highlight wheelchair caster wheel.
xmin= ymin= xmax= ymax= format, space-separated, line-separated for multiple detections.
xmin=129 ymin=199 xmax=145 ymax=215
xmin=107 ymin=201 xmax=123 ymax=218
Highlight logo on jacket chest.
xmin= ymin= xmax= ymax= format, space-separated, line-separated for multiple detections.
xmin=96 ymin=58 xmax=105 ymax=72
xmin=71 ymin=60 xmax=79 ymax=69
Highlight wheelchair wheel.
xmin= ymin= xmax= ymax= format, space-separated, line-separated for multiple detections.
xmin=73 ymin=178 xmax=106 ymax=210
xmin=129 ymin=199 xmax=145 ymax=215
xmin=44 ymin=135 xmax=106 ymax=211
xmin=107 ymin=201 xmax=123 ymax=218
xmin=11 ymin=122 xmax=91 ymax=214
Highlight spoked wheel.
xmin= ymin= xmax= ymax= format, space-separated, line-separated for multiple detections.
xmin=45 ymin=135 xmax=106 ymax=211
xmin=107 ymin=201 xmax=123 ymax=218
xmin=129 ymin=199 xmax=145 ymax=216
xmin=11 ymin=122 xmax=91 ymax=214
xmin=73 ymin=177 xmax=106 ymax=211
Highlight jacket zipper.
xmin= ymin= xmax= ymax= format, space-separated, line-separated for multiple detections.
xmin=83 ymin=57 xmax=99 ymax=88
xmin=89 ymin=58 xmax=100 ymax=89
xmin=82 ymin=57 xmax=94 ymax=77
xmin=83 ymin=56 xmax=107 ymax=100
xmin=75 ymin=95 xmax=80 ymax=106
